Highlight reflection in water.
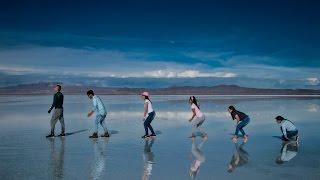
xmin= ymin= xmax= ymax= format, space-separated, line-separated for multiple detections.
xmin=276 ymin=141 xmax=299 ymax=165
xmin=307 ymin=104 xmax=319 ymax=112
xmin=227 ymin=142 xmax=249 ymax=173
xmin=189 ymin=138 xmax=207 ymax=179
xmin=90 ymin=139 xmax=109 ymax=180
xmin=142 ymin=139 xmax=155 ymax=180
xmin=48 ymin=138 xmax=65 ymax=179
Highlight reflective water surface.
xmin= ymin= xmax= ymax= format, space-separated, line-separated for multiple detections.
xmin=0 ymin=95 xmax=319 ymax=179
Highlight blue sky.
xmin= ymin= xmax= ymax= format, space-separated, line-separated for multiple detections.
xmin=0 ymin=0 xmax=319 ymax=88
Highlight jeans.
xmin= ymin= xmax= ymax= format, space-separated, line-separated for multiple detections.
xmin=192 ymin=115 xmax=206 ymax=135
xmin=94 ymin=114 xmax=108 ymax=133
xmin=281 ymin=129 xmax=298 ymax=140
xmin=144 ymin=111 xmax=156 ymax=135
xmin=235 ymin=117 xmax=250 ymax=136
xmin=50 ymin=108 xmax=65 ymax=134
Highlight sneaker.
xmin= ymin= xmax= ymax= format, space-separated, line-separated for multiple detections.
xmin=89 ymin=133 xmax=98 ymax=138
xmin=188 ymin=134 xmax=196 ymax=138
xmin=46 ymin=133 xmax=54 ymax=138
xmin=58 ymin=133 xmax=66 ymax=137
xmin=141 ymin=135 xmax=150 ymax=138
xmin=101 ymin=132 xmax=110 ymax=137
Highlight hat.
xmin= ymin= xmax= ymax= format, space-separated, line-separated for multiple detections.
xmin=275 ymin=116 xmax=285 ymax=121
xmin=141 ymin=91 xmax=149 ymax=97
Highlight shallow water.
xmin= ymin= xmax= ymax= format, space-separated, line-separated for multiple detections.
xmin=0 ymin=95 xmax=319 ymax=180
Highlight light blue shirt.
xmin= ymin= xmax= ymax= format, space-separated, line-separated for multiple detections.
xmin=280 ymin=120 xmax=297 ymax=137
xmin=92 ymin=95 xmax=107 ymax=115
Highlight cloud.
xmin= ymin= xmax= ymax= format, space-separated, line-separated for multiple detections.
xmin=0 ymin=65 xmax=45 ymax=75
xmin=306 ymin=77 xmax=319 ymax=85
xmin=140 ymin=70 xmax=236 ymax=78
xmin=0 ymin=46 xmax=237 ymax=78
xmin=0 ymin=46 xmax=319 ymax=88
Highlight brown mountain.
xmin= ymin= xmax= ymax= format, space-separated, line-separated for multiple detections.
xmin=0 ymin=82 xmax=319 ymax=95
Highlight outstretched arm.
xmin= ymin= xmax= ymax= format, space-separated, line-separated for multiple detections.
xmin=234 ymin=114 xmax=241 ymax=124
xmin=143 ymin=102 xmax=148 ymax=120
xmin=189 ymin=109 xmax=196 ymax=122
xmin=87 ymin=98 xmax=96 ymax=117
xmin=281 ymin=126 xmax=289 ymax=141
xmin=48 ymin=94 xmax=56 ymax=113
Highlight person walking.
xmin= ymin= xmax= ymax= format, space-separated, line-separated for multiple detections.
xmin=87 ymin=90 xmax=109 ymax=138
xmin=46 ymin=84 xmax=65 ymax=138
xmin=141 ymin=92 xmax=156 ymax=139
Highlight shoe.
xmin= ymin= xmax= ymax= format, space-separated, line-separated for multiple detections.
xmin=89 ymin=133 xmax=98 ymax=138
xmin=150 ymin=134 xmax=156 ymax=137
xmin=101 ymin=132 xmax=110 ymax=137
xmin=58 ymin=133 xmax=65 ymax=137
xmin=46 ymin=133 xmax=54 ymax=138
xmin=141 ymin=135 xmax=150 ymax=138
xmin=232 ymin=136 xmax=238 ymax=143
xmin=188 ymin=134 xmax=196 ymax=138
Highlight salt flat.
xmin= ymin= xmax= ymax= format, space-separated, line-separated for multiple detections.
xmin=0 ymin=95 xmax=319 ymax=180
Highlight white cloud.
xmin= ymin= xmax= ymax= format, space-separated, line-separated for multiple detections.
xmin=0 ymin=46 xmax=237 ymax=78
xmin=0 ymin=46 xmax=319 ymax=88
xmin=306 ymin=77 xmax=319 ymax=85
xmin=139 ymin=70 xmax=237 ymax=78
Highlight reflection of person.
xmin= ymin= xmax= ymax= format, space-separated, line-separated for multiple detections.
xmin=141 ymin=92 xmax=156 ymax=139
xmin=87 ymin=90 xmax=109 ymax=138
xmin=227 ymin=142 xmax=249 ymax=173
xmin=48 ymin=138 xmax=65 ymax=179
xmin=276 ymin=141 xmax=298 ymax=165
xmin=189 ymin=137 xmax=207 ymax=179
xmin=47 ymin=84 xmax=65 ymax=138
xmin=228 ymin=106 xmax=250 ymax=142
xmin=188 ymin=96 xmax=207 ymax=138
xmin=90 ymin=139 xmax=108 ymax=180
xmin=142 ymin=139 xmax=155 ymax=180
xmin=275 ymin=116 xmax=299 ymax=141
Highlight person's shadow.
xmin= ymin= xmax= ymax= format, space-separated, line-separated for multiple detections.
xmin=48 ymin=138 xmax=65 ymax=179
xmin=89 ymin=138 xmax=109 ymax=180
xmin=189 ymin=137 xmax=207 ymax=179
xmin=227 ymin=141 xmax=249 ymax=173
xmin=275 ymin=141 xmax=299 ymax=165
xmin=142 ymin=139 xmax=156 ymax=180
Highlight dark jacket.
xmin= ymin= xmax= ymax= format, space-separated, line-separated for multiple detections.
xmin=49 ymin=92 xmax=64 ymax=110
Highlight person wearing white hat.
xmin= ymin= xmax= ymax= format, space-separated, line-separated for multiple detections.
xmin=141 ymin=92 xmax=156 ymax=138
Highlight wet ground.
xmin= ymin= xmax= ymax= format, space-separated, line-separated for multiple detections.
xmin=0 ymin=95 xmax=319 ymax=180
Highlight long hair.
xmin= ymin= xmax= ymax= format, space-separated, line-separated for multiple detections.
xmin=228 ymin=106 xmax=236 ymax=112
xmin=144 ymin=96 xmax=152 ymax=104
xmin=228 ymin=105 xmax=236 ymax=119
xmin=190 ymin=96 xmax=200 ymax=109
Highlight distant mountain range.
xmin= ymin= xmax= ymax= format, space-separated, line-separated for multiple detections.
xmin=0 ymin=82 xmax=319 ymax=95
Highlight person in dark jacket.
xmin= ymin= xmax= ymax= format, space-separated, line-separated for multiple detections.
xmin=46 ymin=84 xmax=65 ymax=138
xmin=227 ymin=141 xmax=249 ymax=173
xmin=228 ymin=106 xmax=250 ymax=142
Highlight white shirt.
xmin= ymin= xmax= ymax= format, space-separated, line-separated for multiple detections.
xmin=92 ymin=95 xmax=106 ymax=115
xmin=145 ymin=99 xmax=154 ymax=114
xmin=280 ymin=120 xmax=297 ymax=137
xmin=191 ymin=103 xmax=203 ymax=118
xmin=280 ymin=143 xmax=298 ymax=162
